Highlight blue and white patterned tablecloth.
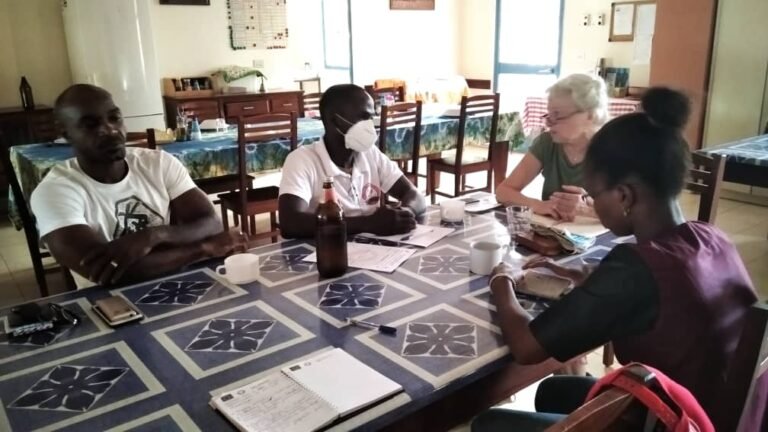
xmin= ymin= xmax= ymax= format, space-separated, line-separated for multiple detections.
xmin=0 ymin=210 xmax=621 ymax=431
xmin=700 ymin=134 xmax=768 ymax=167
xmin=8 ymin=112 xmax=523 ymax=229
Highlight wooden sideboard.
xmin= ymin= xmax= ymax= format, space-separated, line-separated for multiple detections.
xmin=163 ymin=90 xmax=305 ymax=128
xmin=0 ymin=105 xmax=57 ymax=210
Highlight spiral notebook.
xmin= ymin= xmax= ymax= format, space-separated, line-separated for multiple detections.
xmin=211 ymin=349 xmax=402 ymax=432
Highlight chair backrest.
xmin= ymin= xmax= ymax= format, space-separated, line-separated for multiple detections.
xmin=125 ymin=131 xmax=153 ymax=149
xmin=545 ymin=388 xmax=643 ymax=432
xmin=236 ymin=112 xmax=298 ymax=209
xmin=452 ymin=93 xmax=500 ymax=169
xmin=302 ymin=92 xmax=322 ymax=115
xmin=717 ymin=302 xmax=768 ymax=432
xmin=686 ymin=152 xmax=725 ymax=223
xmin=0 ymin=132 xmax=47 ymax=292
xmin=379 ymin=101 xmax=423 ymax=179
xmin=365 ymin=85 xmax=406 ymax=103
xmin=178 ymin=100 xmax=220 ymax=122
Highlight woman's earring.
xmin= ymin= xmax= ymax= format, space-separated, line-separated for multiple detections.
xmin=623 ymin=207 xmax=631 ymax=217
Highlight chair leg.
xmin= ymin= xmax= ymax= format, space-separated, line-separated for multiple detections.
xmin=603 ymin=342 xmax=615 ymax=367
xmin=30 ymin=250 xmax=49 ymax=298
xmin=221 ymin=205 xmax=229 ymax=231
xmin=428 ymin=164 xmax=437 ymax=205
xmin=454 ymin=172 xmax=462 ymax=198
xmin=270 ymin=212 xmax=278 ymax=243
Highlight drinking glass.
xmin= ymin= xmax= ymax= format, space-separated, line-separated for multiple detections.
xmin=505 ymin=205 xmax=532 ymax=255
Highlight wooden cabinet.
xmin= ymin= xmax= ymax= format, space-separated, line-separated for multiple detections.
xmin=0 ymin=105 xmax=57 ymax=214
xmin=163 ymin=91 xmax=304 ymax=128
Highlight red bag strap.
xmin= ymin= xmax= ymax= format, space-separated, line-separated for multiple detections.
xmin=610 ymin=374 xmax=681 ymax=430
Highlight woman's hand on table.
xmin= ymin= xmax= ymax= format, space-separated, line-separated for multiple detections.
xmin=533 ymin=200 xmax=563 ymax=220
xmin=523 ymin=256 xmax=589 ymax=286
xmin=550 ymin=185 xmax=590 ymax=221
xmin=489 ymin=262 xmax=525 ymax=296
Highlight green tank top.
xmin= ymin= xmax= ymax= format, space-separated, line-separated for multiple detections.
xmin=529 ymin=132 xmax=585 ymax=200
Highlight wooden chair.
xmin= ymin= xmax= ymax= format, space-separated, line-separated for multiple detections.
xmin=217 ymin=112 xmax=298 ymax=242
xmin=0 ymin=133 xmax=75 ymax=297
xmin=427 ymin=94 xmax=500 ymax=204
xmin=365 ymin=85 xmax=406 ymax=103
xmin=686 ymin=152 xmax=726 ymax=223
xmin=302 ymin=92 xmax=322 ymax=117
xmin=714 ymin=302 xmax=768 ymax=432
xmin=379 ymin=101 xmax=422 ymax=188
xmin=177 ymin=100 xmax=220 ymax=124
xmin=546 ymin=364 xmax=683 ymax=432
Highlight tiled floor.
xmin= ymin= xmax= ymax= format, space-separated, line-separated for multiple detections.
xmin=1 ymin=156 xmax=767 ymax=429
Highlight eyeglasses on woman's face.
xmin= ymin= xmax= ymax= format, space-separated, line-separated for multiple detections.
xmin=542 ymin=110 xmax=583 ymax=126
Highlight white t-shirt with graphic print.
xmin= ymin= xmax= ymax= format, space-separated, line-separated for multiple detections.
xmin=278 ymin=139 xmax=403 ymax=217
xmin=31 ymin=148 xmax=197 ymax=241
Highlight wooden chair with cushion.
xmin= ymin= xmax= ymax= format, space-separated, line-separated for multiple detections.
xmin=546 ymin=364 xmax=692 ymax=432
xmin=714 ymin=302 xmax=768 ymax=432
xmin=302 ymin=92 xmax=322 ymax=117
xmin=427 ymin=93 xmax=500 ymax=204
xmin=217 ymin=112 xmax=298 ymax=242
xmin=365 ymin=85 xmax=406 ymax=103
xmin=0 ymin=133 xmax=75 ymax=297
xmin=379 ymin=101 xmax=422 ymax=188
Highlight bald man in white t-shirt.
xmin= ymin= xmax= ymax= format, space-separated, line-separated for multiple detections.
xmin=278 ymin=84 xmax=426 ymax=238
xmin=31 ymin=84 xmax=248 ymax=287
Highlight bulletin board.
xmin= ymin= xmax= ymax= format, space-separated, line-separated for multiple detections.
xmin=228 ymin=0 xmax=288 ymax=50
xmin=609 ymin=1 xmax=655 ymax=42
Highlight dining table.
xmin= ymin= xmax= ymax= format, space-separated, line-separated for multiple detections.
xmin=0 ymin=207 xmax=622 ymax=432
xmin=7 ymin=112 xmax=524 ymax=230
xmin=699 ymin=133 xmax=768 ymax=189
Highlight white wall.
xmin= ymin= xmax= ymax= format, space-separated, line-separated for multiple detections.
xmin=349 ymin=0 xmax=461 ymax=85
xmin=560 ymin=0 xmax=650 ymax=87
xmin=0 ymin=0 xmax=72 ymax=107
xmin=150 ymin=0 xmax=342 ymax=91
xmin=458 ymin=0 xmax=495 ymax=80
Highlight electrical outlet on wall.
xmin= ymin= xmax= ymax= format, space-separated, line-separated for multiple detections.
xmin=582 ymin=14 xmax=591 ymax=26
xmin=252 ymin=59 xmax=265 ymax=69
xmin=596 ymin=13 xmax=605 ymax=26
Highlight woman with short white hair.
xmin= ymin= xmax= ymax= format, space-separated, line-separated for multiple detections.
xmin=497 ymin=74 xmax=609 ymax=220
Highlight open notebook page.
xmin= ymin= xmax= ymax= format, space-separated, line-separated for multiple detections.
xmin=212 ymin=372 xmax=337 ymax=432
xmin=282 ymin=348 xmax=403 ymax=417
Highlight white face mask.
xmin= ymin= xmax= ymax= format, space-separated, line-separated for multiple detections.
xmin=336 ymin=115 xmax=378 ymax=153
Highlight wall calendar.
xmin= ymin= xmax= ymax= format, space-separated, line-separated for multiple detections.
xmin=228 ymin=0 xmax=288 ymax=50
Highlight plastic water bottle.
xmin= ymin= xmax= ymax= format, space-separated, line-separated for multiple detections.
xmin=189 ymin=117 xmax=202 ymax=141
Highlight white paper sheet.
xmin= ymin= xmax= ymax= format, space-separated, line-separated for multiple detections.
xmin=358 ymin=225 xmax=455 ymax=248
xmin=282 ymin=348 xmax=403 ymax=417
xmin=211 ymin=373 xmax=338 ymax=432
xmin=612 ymin=4 xmax=635 ymax=36
xmin=304 ymin=243 xmax=416 ymax=273
xmin=635 ymin=4 xmax=657 ymax=35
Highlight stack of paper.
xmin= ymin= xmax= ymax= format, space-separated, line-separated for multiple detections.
xmin=358 ymin=224 xmax=454 ymax=248
xmin=304 ymin=243 xmax=415 ymax=273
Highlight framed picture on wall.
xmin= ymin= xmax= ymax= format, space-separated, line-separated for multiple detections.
xmin=159 ymin=0 xmax=210 ymax=5
xmin=390 ymin=0 xmax=435 ymax=10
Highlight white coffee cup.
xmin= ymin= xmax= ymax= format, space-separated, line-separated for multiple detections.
xmin=440 ymin=199 xmax=466 ymax=222
xmin=469 ymin=240 xmax=507 ymax=275
xmin=216 ymin=253 xmax=259 ymax=284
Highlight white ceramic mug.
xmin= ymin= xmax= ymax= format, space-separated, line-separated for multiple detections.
xmin=216 ymin=253 xmax=259 ymax=284
xmin=469 ymin=240 xmax=507 ymax=275
xmin=440 ymin=199 xmax=466 ymax=222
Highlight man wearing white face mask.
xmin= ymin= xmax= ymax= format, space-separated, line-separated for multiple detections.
xmin=279 ymin=84 xmax=426 ymax=238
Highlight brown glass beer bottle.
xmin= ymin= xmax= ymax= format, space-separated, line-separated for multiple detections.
xmin=316 ymin=177 xmax=348 ymax=277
